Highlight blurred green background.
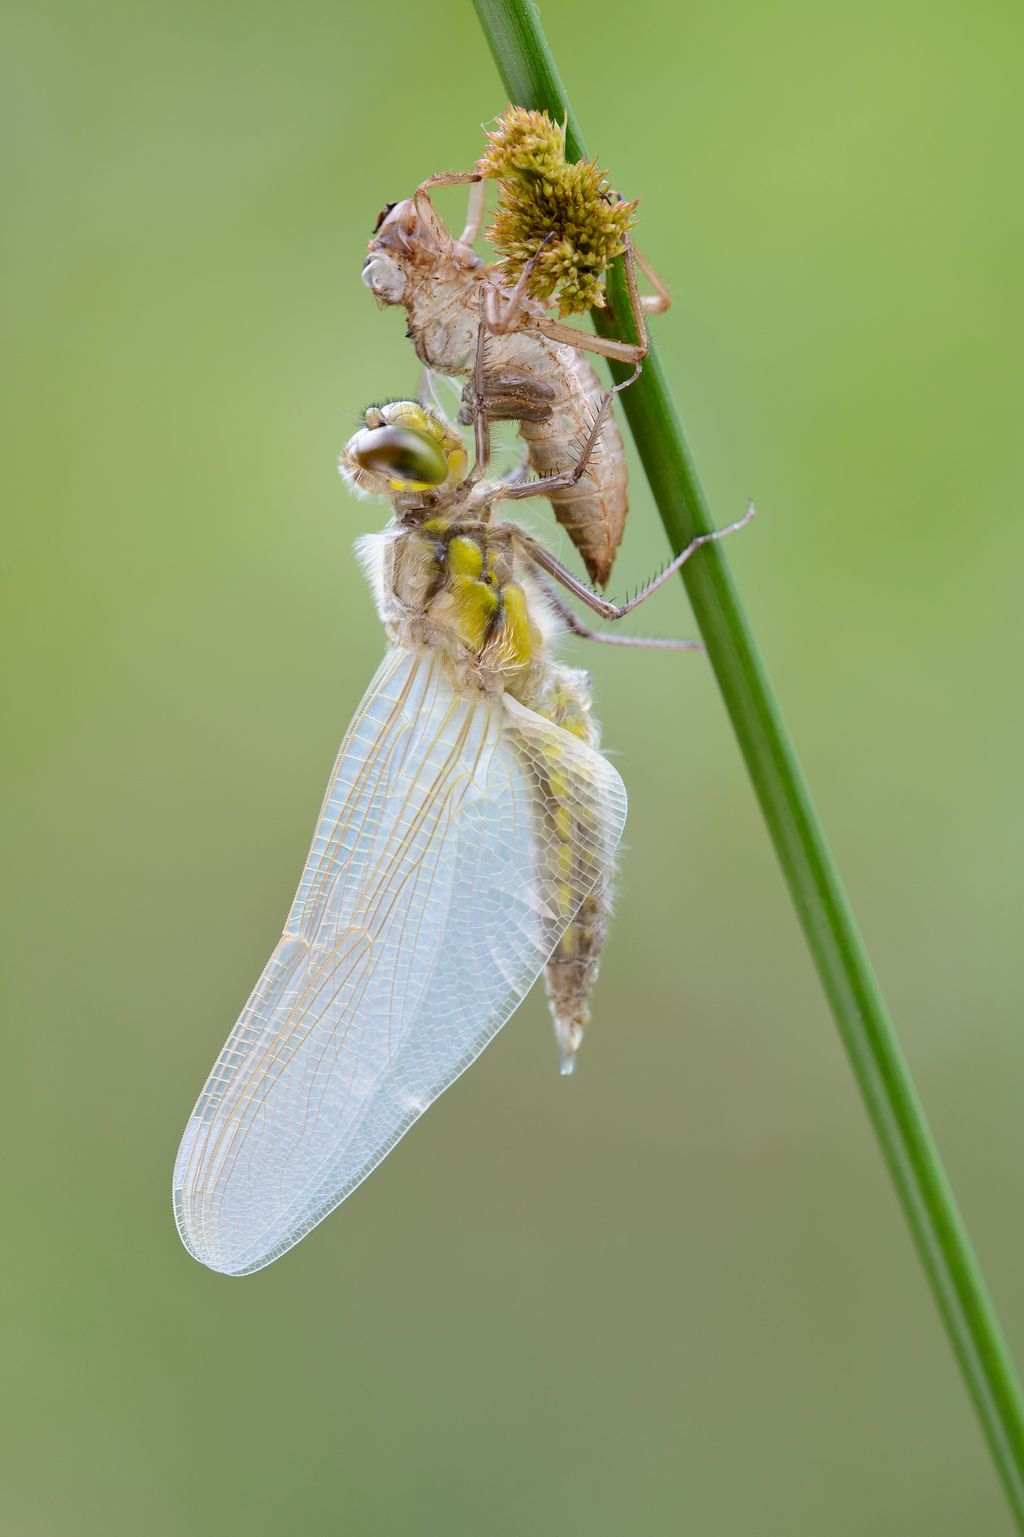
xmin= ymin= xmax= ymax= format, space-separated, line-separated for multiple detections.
xmin=3 ymin=0 xmax=1023 ymax=1532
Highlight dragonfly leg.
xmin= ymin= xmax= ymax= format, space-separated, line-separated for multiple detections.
xmin=521 ymin=503 xmax=757 ymax=622
xmin=532 ymin=566 xmax=703 ymax=651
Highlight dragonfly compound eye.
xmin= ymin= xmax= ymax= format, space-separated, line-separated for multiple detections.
xmin=349 ymin=425 xmax=450 ymax=489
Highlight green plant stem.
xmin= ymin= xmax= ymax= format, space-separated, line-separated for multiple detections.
xmin=472 ymin=0 xmax=1024 ymax=1524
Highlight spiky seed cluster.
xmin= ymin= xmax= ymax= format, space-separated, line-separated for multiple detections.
xmin=477 ymin=105 xmax=567 ymax=182
xmin=477 ymin=106 xmax=637 ymax=317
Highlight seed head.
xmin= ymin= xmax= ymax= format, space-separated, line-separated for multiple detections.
xmin=477 ymin=106 xmax=637 ymax=317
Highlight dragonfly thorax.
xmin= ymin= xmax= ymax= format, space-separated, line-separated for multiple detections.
xmin=373 ymin=515 xmax=551 ymax=700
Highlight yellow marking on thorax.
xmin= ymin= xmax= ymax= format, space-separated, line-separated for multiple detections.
xmin=445 ymin=573 xmax=500 ymax=652
xmin=421 ymin=516 xmax=455 ymax=537
xmin=415 ymin=527 xmax=540 ymax=673
xmin=492 ymin=582 xmax=534 ymax=669
xmin=447 ymin=534 xmax=485 ymax=578
xmin=431 ymin=531 xmax=498 ymax=653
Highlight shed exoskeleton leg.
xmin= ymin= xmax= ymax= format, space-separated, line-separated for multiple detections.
xmin=415 ymin=172 xmax=669 ymax=363
xmin=484 ymin=234 xmax=657 ymax=366
xmin=458 ymin=312 xmax=753 ymax=644
xmin=489 ymin=360 xmax=643 ymax=497
xmin=632 ymin=243 xmax=671 ymax=315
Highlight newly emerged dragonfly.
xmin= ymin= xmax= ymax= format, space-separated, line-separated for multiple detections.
xmin=173 ymin=347 xmax=751 ymax=1275
xmin=364 ymin=172 xmax=668 ymax=587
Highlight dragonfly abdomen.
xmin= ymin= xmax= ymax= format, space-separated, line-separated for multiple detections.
xmin=531 ymin=665 xmax=618 ymax=1073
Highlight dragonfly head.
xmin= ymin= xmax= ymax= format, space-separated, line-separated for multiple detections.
xmin=340 ymin=402 xmax=468 ymax=499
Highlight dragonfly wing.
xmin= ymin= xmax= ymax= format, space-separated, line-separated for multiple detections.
xmin=173 ymin=649 xmax=626 ymax=1274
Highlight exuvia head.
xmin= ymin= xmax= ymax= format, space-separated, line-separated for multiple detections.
xmin=340 ymin=402 xmax=468 ymax=499
xmin=362 ymin=191 xmax=481 ymax=305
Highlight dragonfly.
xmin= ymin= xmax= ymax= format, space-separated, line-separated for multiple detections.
xmin=363 ymin=170 xmax=669 ymax=588
xmin=172 ymin=338 xmax=752 ymax=1276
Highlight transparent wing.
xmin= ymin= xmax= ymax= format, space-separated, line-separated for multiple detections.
xmin=420 ymin=364 xmax=465 ymax=427
xmin=173 ymin=649 xmax=626 ymax=1275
